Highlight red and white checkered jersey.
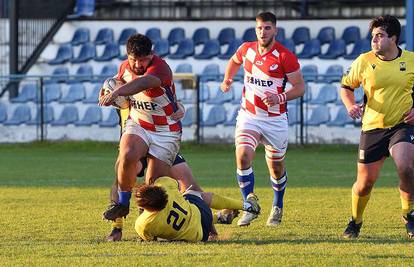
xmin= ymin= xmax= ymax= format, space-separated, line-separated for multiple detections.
xmin=117 ymin=55 xmax=181 ymax=132
xmin=235 ymin=41 xmax=300 ymax=119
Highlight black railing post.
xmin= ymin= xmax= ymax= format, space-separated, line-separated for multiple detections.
xmin=195 ymin=76 xmax=200 ymax=144
xmin=300 ymin=95 xmax=304 ymax=145
xmin=39 ymin=77 xmax=45 ymax=141
xmin=9 ymin=0 xmax=19 ymax=98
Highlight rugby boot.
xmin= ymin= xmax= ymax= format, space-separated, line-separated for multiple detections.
xmin=237 ymin=193 xmax=260 ymax=226
xmin=266 ymin=206 xmax=283 ymax=226
xmin=217 ymin=209 xmax=240 ymax=224
xmin=343 ymin=218 xmax=362 ymax=239
xmin=403 ymin=210 xmax=414 ymax=239
xmin=103 ymin=202 xmax=129 ymax=221
xmin=105 ymin=227 xmax=122 ymax=242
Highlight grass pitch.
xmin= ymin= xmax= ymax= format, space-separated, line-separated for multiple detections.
xmin=0 ymin=142 xmax=413 ymax=266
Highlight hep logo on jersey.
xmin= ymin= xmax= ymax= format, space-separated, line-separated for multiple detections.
xmin=131 ymin=99 xmax=157 ymax=111
xmin=245 ymin=75 xmax=274 ymax=87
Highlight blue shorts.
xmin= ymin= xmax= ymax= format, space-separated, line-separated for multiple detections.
xmin=184 ymin=194 xmax=213 ymax=242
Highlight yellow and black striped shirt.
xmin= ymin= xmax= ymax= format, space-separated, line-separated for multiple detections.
xmin=341 ymin=49 xmax=414 ymax=131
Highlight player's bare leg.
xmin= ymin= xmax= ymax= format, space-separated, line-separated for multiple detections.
xmin=145 ymin=155 xmax=173 ymax=185
xmin=171 ymin=162 xmax=203 ymax=192
xmin=103 ymin=134 xmax=148 ymax=221
xmin=391 ymin=142 xmax=414 ymax=238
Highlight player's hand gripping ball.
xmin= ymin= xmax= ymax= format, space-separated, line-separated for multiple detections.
xmin=100 ymin=78 xmax=130 ymax=109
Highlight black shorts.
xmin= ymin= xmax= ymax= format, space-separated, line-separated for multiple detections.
xmin=358 ymin=123 xmax=414 ymax=163
xmin=137 ymin=153 xmax=186 ymax=177
xmin=184 ymin=194 xmax=213 ymax=242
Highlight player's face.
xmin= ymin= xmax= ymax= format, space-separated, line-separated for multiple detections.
xmin=371 ymin=27 xmax=396 ymax=56
xmin=127 ymin=54 xmax=153 ymax=75
xmin=255 ymin=20 xmax=276 ymax=48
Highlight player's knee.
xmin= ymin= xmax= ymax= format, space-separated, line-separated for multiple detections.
xmin=396 ymin=164 xmax=414 ymax=181
xmin=354 ymin=180 xmax=374 ymax=195
xmin=237 ymin=153 xmax=252 ymax=168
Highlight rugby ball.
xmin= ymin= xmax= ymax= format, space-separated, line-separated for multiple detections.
xmin=101 ymin=78 xmax=130 ymax=109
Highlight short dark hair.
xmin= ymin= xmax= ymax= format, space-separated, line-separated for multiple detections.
xmin=135 ymin=184 xmax=168 ymax=212
xmin=369 ymin=15 xmax=401 ymax=43
xmin=256 ymin=12 xmax=277 ymax=25
xmin=126 ymin=33 xmax=152 ymax=57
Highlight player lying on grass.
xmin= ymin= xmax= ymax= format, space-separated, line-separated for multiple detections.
xmin=134 ymin=176 xmax=260 ymax=242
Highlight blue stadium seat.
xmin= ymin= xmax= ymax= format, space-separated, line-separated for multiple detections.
xmin=317 ymin=26 xmax=336 ymax=45
xmin=323 ymin=64 xmax=343 ymax=83
xmin=344 ymin=38 xmax=370 ymax=59
xmin=242 ymin=27 xmax=256 ymax=42
xmin=224 ymin=105 xmax=239 ymax=126
xmin=153 ymin=38 xmax=170 ymax=57
xmin=174 ymin=84 xmax=186 ymax=100
xmin=44 ymin=83 xmax=61 ymax=103
xmin=192 ymin=27 xmax=210 ymax=46
xmin=175 ymin=63 xmax=193 ymax=73
xmin=319 ymin=39 xmax=346 ymax=59
xmin=200 ymin=63 xmax=220 ymax=82
xmin=4 ymin=105 xmax=31 ymax=125
xmin=354 ymin=87 xmax=364 ymax=103
xmin=218 ymin=38 xmax=243 ymax=59
xmin=51 ymin=106 xmax=79 ymax=126
xmin=0 ymin=103 xmax=7 ymax=123
xmin=99 ymin=63 xmax=118 ymax=80
xmin=48 ymin=44 xmax=72 ymax=65
xmin=280 ymin=38 xmax=295 ymax=53
xmin=341 ymin=26 xmax=361 ymax=45
xmin=168 ymin=27 xmax=186 ymax=46
xmin=298 ymin=39 xmax=321 ymax=59
xmin=302 ymin=84 xmax=313 ymax=103
xmin=94 ymin=27 xmax=114 ymax=45
xmin=217 ymin=27 xmax=236 ymax=45
xmin=327 ymin=106 xmax=355 ymax=126
xmin=10 ymin=83 xmax=37 ymax=103
xmin=71 ymin=42 xmax=96 ymax=63
xmin=84 ymin=83 xmax=101 ymax=104
xmin=399 ymin=25 xmax=406 ymax=45
xmin=181 ymin=106 xmax=195 ymax=126
xmin=234 ymin=68 xmax=244 ymax=82
xmin=307 ymin=105 xmax=330 ymax=126
xmin=118 ymin=27 xmax=137 ymax=45
xmin=182 ymin=90 xmax=196 ymax=104
xmin=95 ymin=42 xmax=119 ymax=61
xmin=71 ymin=27 xmax=90 ymax=46
xmin=207 ymin=88 xmax=233 ymax=104
xmin=69 ymin=0 xmax=95 ymax=17
xmin=169 ymin=38 xmax=194 ymax=59
xmin=231 ymin=82 xmax=244 ymax=104
xmin=75 ymin=106 xmax=102 ymax=126
xmin=71 ymin=64 xmax=93 ymax=83
xmin=301 ymin=64 xmax=318 ymax=82
xmin=59 ymin=83 xmax=86 ymax=103
xmin=287 ymin=105 xmax=300 ymax=125
xmin=275 ymin=27 xmax=286 ymax=42
xmin=292 ymin=26 xmax=310 ymax=45
xmin=201 ymin=104 xmax=226 ymax=126
xmin=309 ymin=84 xmax=338 ymax=104
xmin=145 ymin=27 xmax=161 ymax=43
xmin=27 ymin=106 xmax=54 ymax=125
xmin=99 ymin=108 xmax=119 ymax=127
xmin=48 ymin=66 xmax=69 ymax=84
xmin=194 ymin=39 xmax=220 ymax=59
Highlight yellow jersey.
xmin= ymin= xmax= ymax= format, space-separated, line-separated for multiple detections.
xmin=341 ymin=49 xmax=414 ymax=131
xmin=134 ymin=177 xmax=204 ymax=242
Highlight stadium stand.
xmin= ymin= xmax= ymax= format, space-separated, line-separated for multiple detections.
xmin=175 ymin=63 xmax=193 ymax=73
xmin=399 ymin=25 xmax=406 ymax=45
xmin=298 ymin=39 xmax=321 ymax=59
xmin=0 ymin=103 xmax=7 ymax=123
xmin=118 ymin=27 xmax=137 ymax=45
xmin=224 ymin=105 xmax=239 ymax=126
xmin=27 ymin=106 xmax=55 ymax=125
xmin=145 ymin=27 xmax=162 ymax=43
xmin=317 ymin=26 xmax=336 ymax=45
xmin=341 ymin=26 xmax=361 ymax=45
xmin=99 ymin=108 xmax=119 ymax=127
xmin=319 ymin=39 xmax=346 ymax=59
xmin=307 ymin=105 xmax=330 ymax=126
xmin=153 ymin=38 xmax=170 ymax=58
xmin=217 ymin=27 xmax=236 ymax=46
xmin=280 ymin=38 xmax=295 ymax=53
xmin=99 ymin=63 xmax=118 ymax=79
xmin=194 ymin=39 xmax=220 ymax=59
xmin=10 ymin=83 xmax=37 ymax=103
xmin=309 ymin=84 xmax=338 ymax=104
xmin=327 ymin=106 xmax=355 ymax=126
xmin=70 ymin=64 xmax=94 ymax=83
xmin=323 ymin=64 xmax=343 ymax=83
xmin=200 ymin=63 xmax=221 ymax=82
xmin=75 ymin=106 xmax=102 ymax=126
xmin=169 ymin=38 xmax=194 ymax=59
xmin=70 ymin=27 xmax=90 ymax=46
xmin=71 ymin=42 xmax=96 ymax=63
xmin=218 ymin=38 xmax=243 ymax=59
xmin=301 ymin=64 xmax=318 ymax=82
xmin=48 ymin=44 xmax=72 ymax=65
xmin=4 ymin=105 xmax=32 ymax=125
xmin=276 ymin=27 xmax=286 ymax=42
xmin=83 ymin=83 xmax=101 ymax=104
xmin=201 ymin=104 xmax=226 ymax=126
xmin=181 ymin=106 xmax=195 ymax=126
xmin=48 ymin=66 xmax=69 ymax=83
xmin=94 ymin=27 xmax=114 ymax=45
xmin=51 ymin=105 xmax=79 ymax=126
xmin=292 ymin=26 xmax=310 ymax=45
xmin=344 ymin=38 xmax=370 ymax=59
xmin=192 ymin=27 xmax=210 ymax=46
xmin=95 ymin=42 xmax=119 ymax=61
xmin=59 ymin=83 xmax=86 ymax=103
xmin=44 ymin=83 xmax=62 ymax=103
xmin=168 ymin=27 xmax=186 ymax=46
xmin=242 ymin=27 xmax=256 ymax=42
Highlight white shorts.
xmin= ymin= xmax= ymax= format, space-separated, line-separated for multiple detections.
xmin=123 ymin=119 xmax=181 ymax=166
xmin=235 ymin=109 xmax=289 ymax=154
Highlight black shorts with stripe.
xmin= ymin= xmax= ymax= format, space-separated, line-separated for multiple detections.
xmin=358 ymin=123 xmax=414 ymax=163
xmin=137 ymin=153 xmax=186 ymax=177
xmin=184 ymin=194 xmax=213 ymax=242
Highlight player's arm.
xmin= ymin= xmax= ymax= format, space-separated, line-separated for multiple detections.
xmin=220 ymin=55 xmax=242 ymax=93
xmin=262 ymin=69 xmax=305 ymax=106
xmin=99 ymin=74 xmax=161 ymax=106
xmin=170 ymin=102 xmax=185 ymax=121
xmin=340 ymin=87 xmax=362 ymax=119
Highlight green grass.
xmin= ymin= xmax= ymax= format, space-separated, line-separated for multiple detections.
xmin=0 ymin=142 xmax=413 ymax=266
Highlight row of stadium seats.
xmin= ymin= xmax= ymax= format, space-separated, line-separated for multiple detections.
xmin=49 ymin=25 xmax=406 ymax=63
xmin=0 ymin=102 xmax=359 ymax=127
